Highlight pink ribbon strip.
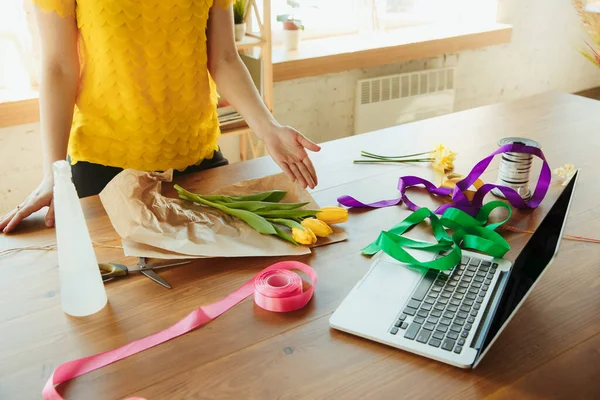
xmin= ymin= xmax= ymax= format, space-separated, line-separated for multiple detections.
xmin=43 ymin=261 xmax=317 ymax=400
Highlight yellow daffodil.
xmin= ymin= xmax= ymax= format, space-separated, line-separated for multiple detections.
xmin=316 ymin=206 xmax=348 ymax=224
xmin=292 ymin=227 xmax=317 ymax=245
xmin=553 ymin=163 xmax=576 ymax=185
xmin=301 ymin=218 xmax=333 ymax=237
xmin=355 ymin=143 xmax=456 ymax=172
xmin=431 ymin=144 xmax=456 ymax=172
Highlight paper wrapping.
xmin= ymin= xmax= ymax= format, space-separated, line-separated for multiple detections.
xmin=99 ymin=169 xmax=347 ymax=259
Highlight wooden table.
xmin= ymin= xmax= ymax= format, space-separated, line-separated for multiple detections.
xmin=2 ymin=92 xmax=599 ymax=399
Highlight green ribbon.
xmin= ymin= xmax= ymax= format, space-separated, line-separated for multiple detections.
xmin=362 ymin=201 xmax=512 ymax=271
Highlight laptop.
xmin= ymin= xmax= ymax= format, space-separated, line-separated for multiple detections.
xmin=330 ymin=170 xmax=579 ymax=368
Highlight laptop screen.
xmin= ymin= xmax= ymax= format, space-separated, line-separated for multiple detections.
xmin=479 ymin=171 xmax=578 ymax=354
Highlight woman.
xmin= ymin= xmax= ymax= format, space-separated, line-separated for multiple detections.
xmin=0 ymin=0 xmax=320 ymax=233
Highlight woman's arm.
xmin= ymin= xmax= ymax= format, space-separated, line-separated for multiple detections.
xmin=206 ymin=4 xmax=321 ymax=189
xmin=36 ymin=5 xmax=80 ymax=177
xmin=0 ymin=5 xmax=79 ymax=233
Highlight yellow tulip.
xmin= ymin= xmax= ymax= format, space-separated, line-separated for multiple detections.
xmin=301 ymin=218 xmax=333 ymax=237
xmin=316 ymin=206 xmax=348 ymax=224
xmin=292 ymin=227 xmax=317 ymax=245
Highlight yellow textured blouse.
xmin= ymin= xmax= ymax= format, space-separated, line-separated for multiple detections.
xmin=33 ymin=0 xmax=233 ymax=171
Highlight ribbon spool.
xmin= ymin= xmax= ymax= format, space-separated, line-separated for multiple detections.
xmin=491 ymin=137 xmax=541 ymax=200
xmin=253 ymin=265 xmax=316 ymax=312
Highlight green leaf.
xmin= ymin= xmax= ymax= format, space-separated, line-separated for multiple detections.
xmin=224 ymin=190 xmax=288 ymax=202
xmin=219 ymin=201 xmax=309 ymax=212
xmin=194 ymin=194 xmax=233 ymax=203
xmin=258 ymin=191 xmax=288 ymax=202
xmin=175 ymin=188 xmax=288 ymax=204
xmin=267 ymin=218 xmax=304 ymax=230
xmin=174 ymin=185 xmax=276 ymax=235
xmin=225 ymin=207 xmax=277 ymax=234
xmin=177 ymin=192 xmax=196 ymax=202
xmin=271 ymin=224 xmax=299 ymax=246
xmin=233 ymin=0 xmax=248 ymax=24
xmin=255 ymin=209 xmax=320 ymax=218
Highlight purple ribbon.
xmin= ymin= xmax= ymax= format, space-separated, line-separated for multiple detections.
xmin=338 ymin=143 xmax=551 ymax=215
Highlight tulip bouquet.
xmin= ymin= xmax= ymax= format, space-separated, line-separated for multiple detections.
xmin=174 ymin=185 xmax=348 ymax=246
xmin=353 ymin=144 xmax=456 ymax=172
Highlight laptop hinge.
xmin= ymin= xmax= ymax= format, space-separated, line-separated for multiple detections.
xmin=471 ymin=270 xmax=510 ymax=361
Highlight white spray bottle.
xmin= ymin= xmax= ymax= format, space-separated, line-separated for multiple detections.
xmin=53 ymin=160 xmax=107 ymax=316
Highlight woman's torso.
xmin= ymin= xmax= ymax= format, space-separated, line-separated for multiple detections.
xmin=40 ymin=0 xmax=229 ymax=171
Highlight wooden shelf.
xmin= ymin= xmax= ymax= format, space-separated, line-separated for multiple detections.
xmin=220 ymin=120 xmax=250 ymax=136
xmin=272 ymin=23 xmax=512 ymax=82
xmin=0 ymin=98 xmax=39 ymax=128
xmin=235 ymin=35 xmax=266 ymax=51
xmin=219 ymin=120 xmax=267 ymax=161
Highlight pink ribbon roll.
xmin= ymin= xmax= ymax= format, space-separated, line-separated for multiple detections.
xmin=43 ymin=261 xmax=317 ymax=400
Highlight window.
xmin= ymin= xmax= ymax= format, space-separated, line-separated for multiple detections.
xmin=375 ymin=0 xmax=498 ymax=29
xmin=269 ymin=0 xmax=359 ymax=41
xmin=263 ymin=0 xmax=498 ymax=44
xmin=0 ymin=0 xmax=38 ymax=102
xmin=585 ymin=0 xmax=600 ymax=12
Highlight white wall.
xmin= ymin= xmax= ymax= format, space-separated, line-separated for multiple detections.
xmin=272 ymin=0 xmax=600 ymax=143
xmin=0 ymin=123 xmax=41 ymax=213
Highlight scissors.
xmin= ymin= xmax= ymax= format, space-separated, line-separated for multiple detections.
xmin=98 ymin=257 xmax=191 ymax=289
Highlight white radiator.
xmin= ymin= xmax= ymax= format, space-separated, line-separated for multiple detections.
xmin=354 ymin=68 xmax=456 ymax=135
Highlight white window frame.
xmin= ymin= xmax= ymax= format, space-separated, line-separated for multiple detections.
xmin=266 ymin=0 xmax=499 ymax=45
xmin=269 ymin=0 xmax=360 ymax=45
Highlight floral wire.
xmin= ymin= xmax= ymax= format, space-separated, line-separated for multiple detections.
xmin=502 ymin=225 xmax=600 ymax=244
xmin=0 ymin=237 xmax=122 ymax=257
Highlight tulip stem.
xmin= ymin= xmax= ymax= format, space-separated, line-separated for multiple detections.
xmin=353 ymin=158 xmax=434 ymax=164
xmin=360 ymin=150 xmax=433 ymax=159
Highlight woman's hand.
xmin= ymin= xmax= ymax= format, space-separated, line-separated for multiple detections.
xmin=0 ymin=176 xmax=55 ymax=233
xmin=262 ymin=125 xmax=321 ymax=189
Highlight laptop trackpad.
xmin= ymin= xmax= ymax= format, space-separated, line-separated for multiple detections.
xmin=358 ymin=259 xmax=424 ymax=302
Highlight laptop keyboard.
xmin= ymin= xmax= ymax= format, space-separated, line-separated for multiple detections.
xmin=389 ymin=255 xmax=498 ymax=354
